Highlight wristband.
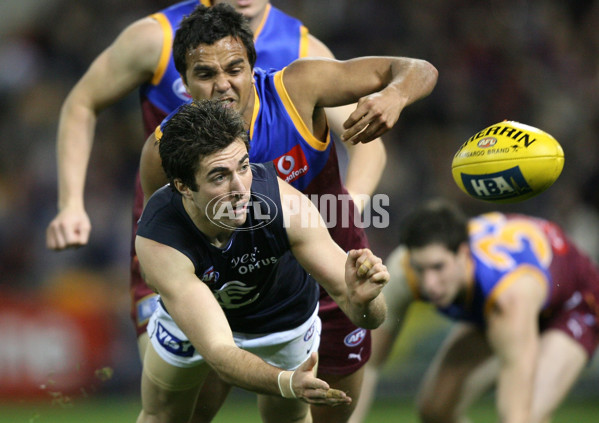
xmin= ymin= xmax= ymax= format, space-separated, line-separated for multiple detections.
xmin=277 ymin=370 xmax=297 ymax=399
xmin=277 ymin=371 xmax=286 ymax=397
xmin=288 ymin=370 xmax=297 ymax=399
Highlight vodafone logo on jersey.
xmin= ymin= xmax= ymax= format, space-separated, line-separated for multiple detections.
xmin=172 ymin=78 xmax=192 ymax=101
xmin=275 ymin=144 xmax=309 ymax=184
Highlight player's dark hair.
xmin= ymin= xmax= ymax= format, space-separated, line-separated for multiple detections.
xmin=399 ymin=199 xmax=469 ymax=253
xmin=159 ymin=99 xmax=249 ymax=191
xmin=173 ymin=3 xmax=257 ymax=81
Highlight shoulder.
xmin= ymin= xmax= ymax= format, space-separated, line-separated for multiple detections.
xmin=142 ymin=185 xmax=173 ymax=217
xmin=106 ymin=16 xmax=164 ymax=74
xmin=115 ymin=16 xmax=164 ymax=52
xmin=383 ymin=246 xmax=416 ymax=301
xmin=250 ymin=161 xmax=277 ymax=181
xmin=250 ymin=162 xmax=283 ymax=207
xmin=385 ymin=245 xmax=408 ymax=275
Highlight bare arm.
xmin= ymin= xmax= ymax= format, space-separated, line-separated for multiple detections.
xmin=306 ymin=35 xmax=387 ymax=213
xmin=139 ymin=132 xmax=169 ymax=206
xmin=283 ymin=55 xmax=437 ymax=144
xmin=349 ymin=246 xmax=415 ymax=423
xmin=135 ymin=235 xmax=348 ymax=404
xmin=486 ymin=267 xmax=548 ymax=423
xmin=280 ymin=179 xmax=388 ymax=329
xmin=327 ymin=104 xmax=387 ymax=213
xmin=46 ymin=17 xmax=164 ymax=250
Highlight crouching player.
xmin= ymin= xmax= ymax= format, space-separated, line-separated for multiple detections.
xmin=351 ymin=200 xmax=599 ymax=423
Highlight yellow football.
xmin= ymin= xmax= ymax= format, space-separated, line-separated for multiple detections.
xmin=451 ymin=121 xmax=564 ymax=203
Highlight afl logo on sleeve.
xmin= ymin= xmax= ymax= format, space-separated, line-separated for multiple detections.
xmin=201 ymin=266 xmax=220 ymax=285
xmin=275 ymin=144 xmax=309 ymax=184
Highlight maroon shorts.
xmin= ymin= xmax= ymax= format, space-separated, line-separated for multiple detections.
xmin=541 ymin=239 xmax=599 ymax=359
xmin=316 ymin=295 xmax=371 ymax=375
xmin=542 ymin=298 xmax=599 ymax=359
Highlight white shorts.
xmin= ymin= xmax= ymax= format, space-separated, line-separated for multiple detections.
xmin=148 ymin=300 xmax=321 ymax=370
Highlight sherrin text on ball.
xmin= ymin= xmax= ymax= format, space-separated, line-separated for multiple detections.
xmin=451 ymin=121 xmax=564 ymax=203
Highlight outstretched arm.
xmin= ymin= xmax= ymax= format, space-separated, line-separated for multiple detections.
xmin=46 ymin=17 xmax=163 ymax=250
xmin=135 ymin=235 xmax=350 ymax=405
xmin=283 ymin=55 xmax=437 ymax=144
xmin=279 ymin=178 xmax=388 ymax=329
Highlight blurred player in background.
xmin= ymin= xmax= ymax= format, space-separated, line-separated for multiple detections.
xmin=135 ymin=99 xmax=389 ymax=423
xmin=350 ymin=199 xmax=599 ymax=423
xmin=138 ymin=4 xmax=436 ymax=421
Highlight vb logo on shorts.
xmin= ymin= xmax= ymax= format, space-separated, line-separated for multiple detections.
xmin=156 ymin=322 xmax=195 ymax=357
xmin=344 ymin=328 xmax=367 ymax=347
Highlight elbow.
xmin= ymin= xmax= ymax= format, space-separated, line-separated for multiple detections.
xmin=357 ymin=300 xmax=387 ymax=330
xmin=422 ymin=60 xmax=439 ymax=95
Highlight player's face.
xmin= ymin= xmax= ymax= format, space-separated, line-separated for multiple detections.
xmin=187 ymin=139 xmax=252 ymax=231
xmin=183 ymin=36 xmax=254 ymax=122
xmin=409 ymin=243 xmax=469 ymax=308
xmin=214 ymin=0 xmax=270 ymax=21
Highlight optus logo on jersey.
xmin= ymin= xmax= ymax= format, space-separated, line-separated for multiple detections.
xmin=206 ymin=191 xmax=390 ymax=230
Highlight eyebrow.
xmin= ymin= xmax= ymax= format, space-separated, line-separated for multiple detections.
xmin=206 ymin=153 xmax=250 ymax=177
xmin=226 ymin=58 xmax=246 ymax=68
xmin=192 ymin=58 xmax=246 ymax=73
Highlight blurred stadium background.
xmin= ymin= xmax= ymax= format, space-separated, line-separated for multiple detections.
xmin=1 ymin=0 xmax=598 ymax=421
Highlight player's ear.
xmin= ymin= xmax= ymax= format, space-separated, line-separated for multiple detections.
xmin=174 ymin=179 xmax=192 ymax=197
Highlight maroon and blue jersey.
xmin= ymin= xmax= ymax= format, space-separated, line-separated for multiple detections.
xmin=139 ymin=0 xmax=197 ymax=137
xmin=407 ymin=213 xmax=599 ymax=332
xmin=139 ymin=0 xmax=309 ymax=138
xmin=439 ymin=213 xmax=555 ymax=325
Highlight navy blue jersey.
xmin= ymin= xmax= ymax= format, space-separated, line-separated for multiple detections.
xmin=137 ymin=162 xmax=319 ymax=333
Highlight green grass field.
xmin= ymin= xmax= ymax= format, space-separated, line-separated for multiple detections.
xmin=2 ymin=394 xmax=599 ymax=423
